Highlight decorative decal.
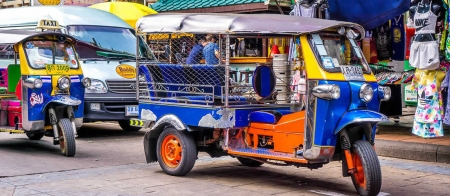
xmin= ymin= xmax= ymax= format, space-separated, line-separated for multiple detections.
xmin=116 ymin=64 xmax=136 ymax=79
xmin=141 ymin=109 xmax=157 ymax=121
xmin=30 ymin=93 xmax=43 ymax=106
xmin=198 ymin=109 xmax=235 ymax=128
xmin=26 ymin=42 xmax=34 ymax=49
xmin=54 ymin=96 xmax=81 ymax=105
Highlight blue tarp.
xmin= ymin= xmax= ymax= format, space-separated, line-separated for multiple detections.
xmin=328 ymin=0 xmax=411 ymax=31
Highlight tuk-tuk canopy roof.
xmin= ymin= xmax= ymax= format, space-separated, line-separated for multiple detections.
xmin=0 ymin=6 xmax=131 ymax=29
xmin=0 ymin=30 xmax=77 ymax=46
xmin=136 ymin=13 xmax=365 ymax=36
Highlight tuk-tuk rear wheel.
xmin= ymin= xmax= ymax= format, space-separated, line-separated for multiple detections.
xmin=350 ymin=140 xmax=382 ymax=196
xmin=58 ymin=118 xmax=76 ymax=157
xmin=156 ymin=127 xmax=196 ymax=176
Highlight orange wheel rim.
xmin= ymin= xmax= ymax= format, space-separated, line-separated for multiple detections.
xmin=352 ymin=153 xmax=366 ymax=188
xmin=161 ymin=134 xmax=182 ymax=168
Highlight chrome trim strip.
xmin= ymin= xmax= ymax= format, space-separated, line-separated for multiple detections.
xmin=150 ymin=114 xmax=187 ymax=131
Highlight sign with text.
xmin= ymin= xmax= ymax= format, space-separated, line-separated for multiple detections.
xmin=404 ymin=84 xmax=418 ymax=103
xmin=32 ymin=0 xmax=62 ymax=6
xmin=340 ymin=65 xmax=365 ymax=81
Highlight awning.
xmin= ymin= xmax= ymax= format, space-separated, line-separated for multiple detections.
xmin=328 ymin=0 xmax=411 ymax=30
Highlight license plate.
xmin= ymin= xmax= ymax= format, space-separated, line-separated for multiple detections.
xmin=45 ymin=64 xmax=70 ymax=75
xmin=340 ymin=66 xmax=365 ymax=81
xmin=125 ymin=105 xmax=139 ymax=116
xmin=90 ymin=103 xmax=101 ymax=111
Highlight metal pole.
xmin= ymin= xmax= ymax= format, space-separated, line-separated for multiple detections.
xmin=219 ymin=34 xmax=222 ymax=65
xmin=135 ymin=33 xmax=140 ymax=101
xmin=225 ymin=34 xmax=230 ymax=107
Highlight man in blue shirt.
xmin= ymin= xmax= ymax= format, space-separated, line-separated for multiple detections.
xmin=203 ymin=35 xmax=220 ymax=65
xmin=186 ymin=38 xmax=206 ymax=64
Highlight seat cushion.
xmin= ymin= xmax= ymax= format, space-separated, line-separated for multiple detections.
xmin=249 ymin=110 xmax=292 ymax=124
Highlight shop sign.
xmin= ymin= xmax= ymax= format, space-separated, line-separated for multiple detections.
xmin=32 ymin=0 xmax=62 ymax=6
xmin=404 ymin=84 xmax=417 ymax=103
xmin=116 ymin=64 xmax=136 ymax=79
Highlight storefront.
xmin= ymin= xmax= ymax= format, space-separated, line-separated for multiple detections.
xmin=340 ymin=0 xmax=448 ymax=139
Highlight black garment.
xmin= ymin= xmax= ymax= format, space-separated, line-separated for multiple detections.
xmin=374 ymin=22 xmax=392 ymax=61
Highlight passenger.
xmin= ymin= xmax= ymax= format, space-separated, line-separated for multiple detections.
xmin=186 ymin=37 xmax=207 ymax=64
xmin=203 ymin=34 xmax=220 ymax=65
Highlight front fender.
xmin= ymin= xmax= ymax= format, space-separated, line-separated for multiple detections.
xmin=334 ymin=110 xmax=389 ymax=134
xmin=144 ymin=114 xmax=189 ymax=163
xmin=41 ymin=95 xmax=82 ymax=112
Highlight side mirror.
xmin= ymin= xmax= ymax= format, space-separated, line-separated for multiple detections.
xmin=57 ymin=35 xmax=66 ymax=43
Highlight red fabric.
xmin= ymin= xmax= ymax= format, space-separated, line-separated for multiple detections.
xmin=369 ymin=36 xmax=378 ymax=64
xmin=405 ymin=27 xmax=415 ymax=60
xmin=15 ymin=79 xmax=21 ymax=100
xmin=7 ymin=106 xmax=22 ymax=128
xmin=271 ymin=44 xmax=280 ymax=56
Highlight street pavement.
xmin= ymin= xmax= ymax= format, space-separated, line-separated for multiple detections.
xmin=0 ymin=123 xmax=450 ymax=196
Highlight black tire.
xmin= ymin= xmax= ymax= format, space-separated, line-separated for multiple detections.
xmin=156 ymin=127 xmax=196 ymax=176
xmin=118 ymin=120 xmax=142 ymax=132
xmin=26 ymin=132 xmax=44 ymax=140
xmin=351 ymin=140 xmax=382 ymax=196
xmin=58 ymin=118 xmax=76 ymax=157
xmin=237 ymin=157 xmax=264 ymax=167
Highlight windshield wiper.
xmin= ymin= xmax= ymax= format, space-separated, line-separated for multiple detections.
xmin=81 ymin=58 xmax=110 ymax=63
xmin=119 ymin=57 xmax=156 ymax=64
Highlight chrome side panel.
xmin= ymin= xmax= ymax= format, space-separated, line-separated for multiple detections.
xmin=304 ymin=80 xmax=318 ymax=153
xmin=22 ymin=81 xmax=45 ymax=131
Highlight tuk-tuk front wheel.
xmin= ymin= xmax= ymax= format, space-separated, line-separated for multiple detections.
xmin=156 ymin=127 xmax=196 ymax=176
xmin=351 ymin=140 xmax=382 ymax=196
xmin=58 ymin=118 xmax=76 ymax=157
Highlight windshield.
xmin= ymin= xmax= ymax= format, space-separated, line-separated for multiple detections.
xmin=24 ymin=40 xmax=79 ymax=69
xmin=308 ymin=33 xmax=370 ymax=74
xmin=67 ymin=25 xmax=154 ymax=60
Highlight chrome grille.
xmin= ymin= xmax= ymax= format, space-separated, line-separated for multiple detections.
xmin=106 ymin=80 xmax=145 ymax=94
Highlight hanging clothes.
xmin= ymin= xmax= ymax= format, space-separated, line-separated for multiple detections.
xmin=440 ymin=70 xmax=450 ymax=125
xmin=369 ymin=32 xmax=379 ymax=63
xmin=411 ymin=71 xmax=444 ymax=138
xmin=390 ymin=15 xmax=406 ymax=61
xmin=374 ymin=22 xmax=392 ymax=61
xmin=299 ymin=4 xmax=316 ymax=18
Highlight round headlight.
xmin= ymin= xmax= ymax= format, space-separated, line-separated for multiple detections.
xmin=331 ymin=85 xmax=341 ymax=99
xmin=359 ymin=83 xmax=374 ymax=102
xmin=34 ymin=78 xmax=43 ymax=89
xmin=379 ymin=86 xmax=391 ymax=101
xmin=58 ymin=76 xmax=71 ymax=90
xmin=82 ymin=77 xmax=91 ymax=88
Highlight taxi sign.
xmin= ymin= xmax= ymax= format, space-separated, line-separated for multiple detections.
xmin=36 ymin=19 xmax=61 ymax=30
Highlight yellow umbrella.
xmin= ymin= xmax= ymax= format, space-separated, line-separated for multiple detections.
xmin=89 ymin=2 xmax=158 ymax=28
